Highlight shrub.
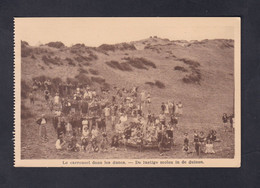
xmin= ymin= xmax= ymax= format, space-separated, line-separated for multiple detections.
xmin=78 ymin=68 xmax=88 ymax=74
xmin=174 ymin=66 xmax=188 ymax=72
xmin=123 ymin=57 xmax=156 ymax=69
xmin=46 ymin=41 xmax=65 ymax=48
xmin=119 ymin=43 xmax=136 ymax=50
xmin=155 ymin=80 xmax=165 ymax=89
xmin=21 ymin=41 xmax=29 ymax=47
xmin=83 ymin=62 xmax=91 ymax=66
xmin=105 ymin=60 xmax=132 ymax=71
xmin=98 ymin=44 xmax=116 ymax=51
xmin=178 ymin=58 xmax=200 ymax=68
xmin=182 ymin=74 xmax=201 ymax=84
xmin=89 ymin=68 xmax=99 ymax=75
xmin=145 ymin=82 xmax=155 ymax=87
xmin=42 ymin=55 xmax=60 ymax=66
xmin=21 ymin=44 xmax=33 ymax=57
xmin=89 ymin=53 xmax=98 ymax=60
xmin=75 ymin=73 xmax=92 ymax=85
xmin=65 ymin=57 xmax=76 ymax=66
xmin=91 ymin=77 xmax=105 ymax=84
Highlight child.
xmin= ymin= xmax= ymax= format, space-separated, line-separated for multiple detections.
xmin=205 ymin=137 xmax=215 ymax=154
xmin=193 ymin=131 xmax=200 ymax=156
xmin=90 ymin=126 xmax=99 ymax=152
xmin=67 ymin=133 xmax=80 ymax=152
xmin=100 ymin=132 xmax=109 ymax=152
xmin=111 ymin=135 xmax=119 ymax=150
xmin=81 ymin=121 xmax=90 ymax=151
xmin=55 ymin=135 xmax=66 ymax=150
xmin=36 ymin=114 xmax=48 ymax=142
xmin=182 ymin=133 xmax=189 ymax=154
xmin=199 ymin=131 xmax=205 ymax=154
xmin=222 ymin=113 xmax=229 ymax=132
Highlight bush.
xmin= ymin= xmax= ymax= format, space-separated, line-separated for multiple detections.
xmin=89 ymin=68 xmax=99 ymax=75
xmin=178 ymin=58 xmax=200 ymax=68
xmin=123 ymin=57 xmax=156 ymax=69
xmin=21 ymin=43 xmax=33 ymax=57
xmin=46 ymin=41 xmax=65 ymax=48
xmin=91 ymin=77 xmax=105 ymax=84
xmin=145 ymin=82 xmax=155 ymax=87
xmin=65 ymin=57 xmax=76 ymax=66
xmin=75 ymin=73 xmax=92 ymax=85
xmin=119 ymin=43 xmax=136 ymax=50
xmin=174 ymin=66 xmax=188 ymax=72
xmin=89 ymin=53 xmax=98 ymax=60
xmin=105 ymin=60 xmax=132 ymax=71
xmin=78 ymin=68 xmax=88 ymax=74
xmin=182 ymin=74 xmax=201 ymax=84
xmin=98 ymin=44 xmax=116 ymax=51
xmin=155 ymin=80 xmax=165 ymax=89
xmin=42 ymin=55 xmax=60 ymax=66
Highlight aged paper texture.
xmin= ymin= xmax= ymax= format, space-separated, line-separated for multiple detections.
xmin=14 ymin=18 xmax=241 ymax=167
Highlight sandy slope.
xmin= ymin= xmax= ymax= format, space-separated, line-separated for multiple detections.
xmin=20 ymin=37 xmax=235 ymax=159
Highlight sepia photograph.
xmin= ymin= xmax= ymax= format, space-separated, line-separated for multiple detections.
xmin=14 ymin=18 xmax=241 ymax=167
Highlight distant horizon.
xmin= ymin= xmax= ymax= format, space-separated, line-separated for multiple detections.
xmin=16 ymin=18 xmax=237 ymax=47
xmin=21 ymin=37 xmax=234 ymax=48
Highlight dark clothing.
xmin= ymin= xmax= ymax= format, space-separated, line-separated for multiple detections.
xmin=81 ymin=101 xmax=89 ymax=114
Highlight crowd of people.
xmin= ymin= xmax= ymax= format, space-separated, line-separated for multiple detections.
xmin=28 ymin=78 xmax=234 ymax=157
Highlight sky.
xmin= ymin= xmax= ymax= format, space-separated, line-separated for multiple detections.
xmin=15 ymin=18 xmax=239 ymax=47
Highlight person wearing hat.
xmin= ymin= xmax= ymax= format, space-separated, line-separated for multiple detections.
xmin=182 ymin=132 xmax=190 ymax=154
xmin=36 ymin=114 xmax=48 ymax=142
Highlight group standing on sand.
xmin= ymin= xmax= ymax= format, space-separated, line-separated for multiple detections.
xmin=30 ymin=78 xmax=233 ymax=157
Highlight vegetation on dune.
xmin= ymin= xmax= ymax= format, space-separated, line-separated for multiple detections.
xmin=91 ymin=76 xmax=105 ymax=84
xmin=98 ymin=43 xmax=136 ymax=51
xmin=21 ymin=41 xmax=33 ymax=57
xmin=122 ymin=57 xmax=156 ymax=70
xmin=46 ymin=41 xmax=65 ymax=48
xmin=74 ymin=73 xmax=92 ymax=85
xmin=145 ymin=80 xmax=165 ymax=89
xmin=105 ymin=60 xmax=133 ymax=71
xmin=177 ymin=58 xmax=200 ymax=68
xmin=42 ymin=55 xmax=61 ymax=66
xmin=78 ymin=67 xmax=88 ymax=74
xmin=106 ymin=57 xmax=156 ymax=71
xmin=98 ymin=44 xmax=116 ymax=52
xmin=65 ymin=57 xmax=76 ymax=66
xmin=155 ymin=80 xmax=165 ymax=88
xmin=174 ymin=66 xmax=188 ymax=72
xmin=145 ymin=82 xmax=155 ymax=87
xmin=89 ymin=68 xmax=99 ymax=75
xmin=175 ymin=58 xmax=202 ymax=85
